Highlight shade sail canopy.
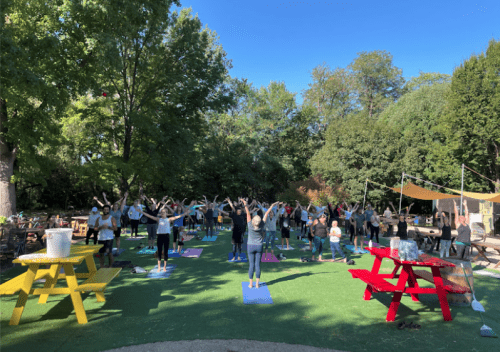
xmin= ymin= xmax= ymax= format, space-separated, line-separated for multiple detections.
xmin=449 ymin=189 xmax=500 ymax=203
xmin=390 ymin=182 xmax=459 ymax=200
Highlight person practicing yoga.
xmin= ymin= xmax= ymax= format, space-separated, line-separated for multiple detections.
xmin=109 ymin=192 xmax=127 ymax=255
xmin=370 ymin=210 xmax=381 ymax=244
xmin=244 ymin=199 xmax=278 ymax=288
xmin=454 ymin=199 xmax=471 ymax=260
xmin=264 ymin=207 xmax=280 ymax=258
xmin=86 ymin=207 xmax=101 ymax=245
xmin=306 ymin=214 xmax=314 ymax=251
xmin=329 ymin=220 xmax=347 ymax=262
xmin=364 ymin=204 xmax=374 ymax=239
xmin=311 ymin=214 xmax=329 ymax=261
xmin=138 ymin=206 xmax=190 ymax=272
xmin=221 ymin=198 xmax=246 ymax=261
xmin=199 ymin=196 xmax=216 ymax=238
xmin=95 ymin=205 xmax=117 ymax=268
xmin=280 ymin=203 xmax=293 ymax=250
xmin=438 ymin=209 xmax=452 ymax=258
xmin=128 ymin=199 xmax=143 ymax=237
xmin=142 ymin=195 xmax=160 ymax=249
xmin=350 ymin=206 xmax=365 ymax=253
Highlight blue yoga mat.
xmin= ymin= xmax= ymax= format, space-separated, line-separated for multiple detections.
xmin=241 ymin=282 xmax=273 ymax=304
xmin=146 ymin=264 xmax=177 ymax=279
xmin=112 ymin=248 xmax=125 ymax=256
xmin=202 ymin=236 xmax=218 ymax=242
xmin=345 ymin=245 xmax=369 ymax=254
xmin=137 ymin=246 xmax=157 ymax=254
xmin=228 ymin=252 xmax=247 ymax=262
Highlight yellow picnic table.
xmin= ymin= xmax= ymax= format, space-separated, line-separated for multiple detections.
xmin=2 ymin=245 xmax=121 ymax=325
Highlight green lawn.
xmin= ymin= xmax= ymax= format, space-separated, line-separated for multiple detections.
xmin=1 ymin=227 xmax=499 ymax=352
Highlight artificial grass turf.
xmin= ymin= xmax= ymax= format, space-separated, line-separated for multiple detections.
xmin=1 ymin=226 xmax=499 ymax=352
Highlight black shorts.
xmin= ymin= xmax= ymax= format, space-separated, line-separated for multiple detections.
xmin=173 ymin=226 xmax=179 ymax=242
xmin=114 ymin=227 xmax=121 ymax=238
xmin=281 ymin=227 xmax=290 ymax=238
xmin=355 ymin=228 xmax=364 ymax=237
xmin=98 ymin=239 xmax=114 ymax=254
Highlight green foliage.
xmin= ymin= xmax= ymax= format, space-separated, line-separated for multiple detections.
xmin=437 ymin=39 xmax=500 ymax=193
xmin=0 ymin=216 xmax=7 ymax=225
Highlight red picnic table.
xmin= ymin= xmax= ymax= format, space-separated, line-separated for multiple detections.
xmin=348 ymin=247 xmax=470 ymax=322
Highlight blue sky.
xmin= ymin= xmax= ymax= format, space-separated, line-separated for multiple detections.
xmin=174 ymin=1 xmax=499 ymax=104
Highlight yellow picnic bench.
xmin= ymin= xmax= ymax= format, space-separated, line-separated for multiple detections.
xmin=0 ymin=244 xmax=121 ymax=325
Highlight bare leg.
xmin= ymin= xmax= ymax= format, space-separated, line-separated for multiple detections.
xmin=173 ymin=241 xmax=177 ymax=252
xmin=158 ymin=260 xmax=162 ymax=272
xmin=99 ymin=255 xmax=105 ymax=268
xmin=286 ymin=238 xmax=290 ymax=250
xmin=248 ymin=279 xmax=253 ymax=288
xmin=256 ymin=278 xmax=260 ymax=289
xmin=163 ymin=260 xmax=167 ymax=272
xmin=108 ymin=253 xmax=114 ymax=267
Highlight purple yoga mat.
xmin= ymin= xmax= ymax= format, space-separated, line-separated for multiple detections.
xmin=363 ymin=241 xmax=381 ymax=248
xmin=261 ymin=253 xmax=279 ymax=262
xmin=182 ymin=248 xmax=203 ymax=258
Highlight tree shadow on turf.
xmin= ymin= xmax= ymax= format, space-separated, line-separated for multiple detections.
xmin=266 ymin=271 xmax=330 ymax=286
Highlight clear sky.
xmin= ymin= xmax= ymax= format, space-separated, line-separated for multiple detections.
xmin=174 ymin=1 xmax=499 ymax=104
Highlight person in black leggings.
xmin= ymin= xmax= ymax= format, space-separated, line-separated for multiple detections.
xmin=139 ymin=207 xmax=189 ymax=272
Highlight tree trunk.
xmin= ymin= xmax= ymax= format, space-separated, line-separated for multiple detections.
xmin=0 ymin=98 xmax=17 ymax=217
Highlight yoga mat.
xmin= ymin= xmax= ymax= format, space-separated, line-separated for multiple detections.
xmin=363 ymin=241 xmax=381 ymax=248
xmin=302 ymin=238 xmax=310 ymax=243
xmin=275 ymin=245 xmax=294 ymax=250
xmin=228 ymin=252 xmax=247 ymax=262
xmin=297 ymin=243 xmax=311 ymax=250
xmin=126 ymin=236 xmax=146 ymax=241
xmin=345 ymin=245 xmax=369 ymax=254
xmin=112 ymin=260 xmax=132 ymax=268
xmin=241 ymin=282 xmax=273 ymax=304
xmin=137 ymin=246 xmax=158 ymax=254
xmin=202 ymin=236 xmax=218 ymax=242
xmin=261 ymin=253 xmax=279 ymax=262
xmin=167 ymin=249 xmax=184 ymax=258
xmin=146 ymin=264 xmax=177 ymax=279
xmin=475 ymin=270 xmax=500 ymax=279
xmin=112 ymin=248 xmax=125 ymax=256
xmin=182 ymin=248 xmax=203 ymax=258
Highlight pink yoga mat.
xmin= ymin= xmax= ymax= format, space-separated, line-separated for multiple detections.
xmin=261 ymin=253 xmax=279 ymax=262
xmin=182 ymin=248 xmax=203 ymax=258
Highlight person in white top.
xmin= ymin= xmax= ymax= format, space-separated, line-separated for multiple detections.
xmin=139 ymin=206 xmax=190 ymax=272
xmin=128 ymin=199 xmax=143 ymax=237
xmin=95 ymin=205 xmax=117 ymax=268
xmin=329 ymin=220 xmax=347 ymax=262
xmin=370 ymin=210 xmax=381 ymax=243
xmin=86 ymin=207 xmax=101 ymax=245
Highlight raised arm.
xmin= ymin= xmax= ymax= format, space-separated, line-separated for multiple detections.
xmin=120 ymin=192 xmax=128 ymax=212
xmin=388 ymin=201 xmax=398 ymax=215
xmin=93 ymin=196 xmax=105 ymax=207
xmin=463 ymin=199 xmax=469 ymax=224
xmin=407 ymin=202 xmax=414 ymax=216
xmin=167 ymin=208 xmax=191 ymax=223
xmin=102 ymin=192 xmax=111 ymax=206
xmin=453 ymin=200 xmax=460 ymax=228
xmin=226 ymin=198 xmax=236 ymax=213
xmin=242 ymin=199 xmax=251 ymax=223
xmin=138 ymin=207 xmax=159 ymax=222
xmin=263 ymin=202 xmax=279 ymax=223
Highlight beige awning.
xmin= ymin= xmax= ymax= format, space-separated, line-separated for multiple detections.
xmin=390 ymin=183 xmax=459 ymax=200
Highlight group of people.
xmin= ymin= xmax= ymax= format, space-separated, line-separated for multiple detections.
xmin=85 ymin=192 xmax=473 ymax=286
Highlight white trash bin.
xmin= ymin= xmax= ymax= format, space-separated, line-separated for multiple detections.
xmin=45 ymin=228 xmax=73 ymax=258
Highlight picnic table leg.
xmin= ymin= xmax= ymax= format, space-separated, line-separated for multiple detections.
xmin=450 ymin=238 xmax=457 ymax=254
xmin=370 ymin=255 xmax=383 ymax=274
xmin=407 ymin=268 xmax=420 ymax=302
xmin=84 ymin=253 xmax=98 ymax=277
xmin=63 ymin=264 xmax=88 ymax=324
xmin=38 ymin=263 xmax=62 ymax=304
xmin=431 ymin=267 xmax=452 ymax=321
xmin=472 ymin=245 xmax=491 ymax=263
xmin=390 ymin=262 xmax=401 ymax=279
xmin=386 ymin=266 xmax=409 ymax=322
xmin=363 ymin=285 xmax=374 ymax=300
xmin=10 ymin=264 xmax=39 ymax=325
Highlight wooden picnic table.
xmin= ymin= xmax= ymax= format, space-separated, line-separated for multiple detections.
xmin=72 ymin=216 xmax=89 ymax=221
xmin=1 ymin=244 xmax=121 ymax=325
xmin=471 ymin=241 xmax=500 ymax=268
xmin=348 ymin=247 xmax=469 ymax=322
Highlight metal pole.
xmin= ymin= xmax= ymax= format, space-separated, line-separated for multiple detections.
xmin=398 ymin=172 xmax=405 ymax=214
xmin=460 ymin=163 xmax=464 ymax=215
xmin=363 ymin=180 xmax=368 ymax=210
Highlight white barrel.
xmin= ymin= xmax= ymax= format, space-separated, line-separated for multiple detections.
xmin=45 ymin=228 xmax=73 ymax=258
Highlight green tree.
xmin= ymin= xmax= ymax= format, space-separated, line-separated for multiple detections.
xmin=349 ymin=50 xmax=405 ymax=117
xmin=438 ymin=39 xmax=500 ymax=193
xmin=61 ymin=2 xmax=233 ymax=197
xmin=1 ymin=0 xmax=96 ymax=217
